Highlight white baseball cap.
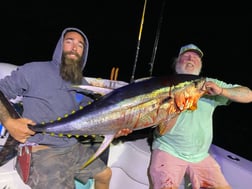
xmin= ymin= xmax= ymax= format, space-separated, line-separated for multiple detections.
xmin=179 ymin=44 xmax=203 ymax=58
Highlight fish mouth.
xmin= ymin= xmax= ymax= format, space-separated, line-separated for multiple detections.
xmin=197 ymin=78 xmax=208 ymax=93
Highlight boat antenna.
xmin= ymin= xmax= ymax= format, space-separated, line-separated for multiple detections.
xmin=149 ymin=0 xmax=166 ymax=77
xmin=130 ymin=0 xmax=147 ymax=83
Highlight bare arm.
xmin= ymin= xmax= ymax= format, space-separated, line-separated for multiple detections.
xmin=204 ymin=81 xmax=252 ymax=103
xmin=0 ymin=94 xmax=35 ymax=143
xmin=0 ymin=100 xmax=12 ymax=124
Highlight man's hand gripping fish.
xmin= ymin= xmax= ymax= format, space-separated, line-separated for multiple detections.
xmin=29 ymin=74 xmax=207 ymax=169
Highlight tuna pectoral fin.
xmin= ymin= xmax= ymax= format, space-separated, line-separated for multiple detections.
xmin=80 ymin=134 xmax=115 ymax=170
xmin=157 ymin=115 xmax=179 ymax=135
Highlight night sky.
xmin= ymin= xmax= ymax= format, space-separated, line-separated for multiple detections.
xmin=1 ymin=1 xmax=251 ymax=160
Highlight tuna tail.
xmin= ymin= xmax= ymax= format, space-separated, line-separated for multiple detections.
xmin=0 ymin=91 xmax=21 ymax=166
xmin=80 ymin=134 xmax=115 ymax=169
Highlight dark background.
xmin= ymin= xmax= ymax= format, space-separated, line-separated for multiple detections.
xmin=1 ymin=1 xmax=251 ymax=160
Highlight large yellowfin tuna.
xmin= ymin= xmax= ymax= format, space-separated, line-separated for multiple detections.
xmin=29 ymin=74 xmax=207 ymax=169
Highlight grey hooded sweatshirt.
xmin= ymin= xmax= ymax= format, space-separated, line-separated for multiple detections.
xmin=0 ymin=27 xmax=92 ymax=147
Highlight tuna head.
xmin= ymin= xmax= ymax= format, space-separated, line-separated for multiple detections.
xmin=172 ymin=76 xmax=206 ymax=111
xmin=154 ymin=74 xmax=206 ymax=135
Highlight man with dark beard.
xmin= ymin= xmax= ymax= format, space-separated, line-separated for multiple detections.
xmin=0 ymin=27 xmax=125 ymax=189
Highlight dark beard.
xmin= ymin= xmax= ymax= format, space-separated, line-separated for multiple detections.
xmin=60 ymin=52 xmax=83 ymax=84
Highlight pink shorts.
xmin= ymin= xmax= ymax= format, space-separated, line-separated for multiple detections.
xmin=149 ymin=149 xmax=231 ymax=189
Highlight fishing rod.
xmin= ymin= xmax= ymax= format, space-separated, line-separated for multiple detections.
xmin=149 ymin=0 xmax=166 ymax=77
xmin=130 ymin=0 xmax=147 ymax=83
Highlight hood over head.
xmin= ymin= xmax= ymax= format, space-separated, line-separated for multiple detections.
xmin=52 ymin=27 xmax=89 ymax=71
